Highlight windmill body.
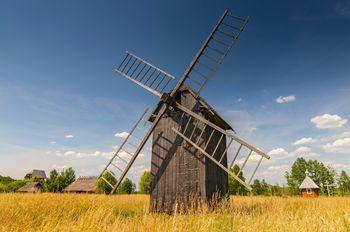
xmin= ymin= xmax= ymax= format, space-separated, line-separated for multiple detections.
xmin=98 ymin=9 xmax=271 ymax=213
xmin=150 ymin=87 xmax=229 ymax=212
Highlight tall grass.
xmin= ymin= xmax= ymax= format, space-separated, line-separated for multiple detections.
xmin=1 ymin=194 xmax=350 ymax=231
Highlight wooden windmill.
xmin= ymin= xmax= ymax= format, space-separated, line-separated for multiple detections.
xmin=99 ymin=9 xmax=270 ymax=212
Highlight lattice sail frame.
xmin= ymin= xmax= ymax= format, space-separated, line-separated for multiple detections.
xmin=116 ymin=52 xmax=175 ymax=97
xmin=173 ymin=103 xmax=269 ymax=190
xmin=99 ymin=9 xmax=270 ymax=194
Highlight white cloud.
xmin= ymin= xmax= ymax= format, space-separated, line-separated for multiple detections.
xmin=130 ymin=164 xmax=148 ymax=174
xmin=267 ymin=164 xmax=290 ymax=172
xmin=249 ymin=153 xmax=263 ymax=161
xmin=323 ymin=137 xmax=350 ymax=154
xmin=55 ymin=148 xmax=145 ymax=161
xmin=324 ymin=162 xmax=350 ymax=171
xmin=64 ymin=151 xmax=78 ymax=157
xmin=62 ymin=150 xmax=106 ymax=159
xmin=276 ymin=95 xmax=296 ymax=104
xmin=114 ymin=131 xmax=129 ymax=139
xmin=65 ymin=134 xmax=74 ymax=138
xmin=267 ymin=148 xmax=290 ymax=159
xmin=260 ymin=164 xmax=290 ymax=183
xmin=292 ymin=146 xmax=317 ymax=157
xmin=225 ymin=110 xmax=257 ymax=134
xmin=49 ymin=141 xmax=56 ymax=144
xmin=319 ymin=131 xmax=350 ymax=143
xmin=311 ymin=114 xmax=347 ymax=129
xmin=237 ymin=98 xmax=243 ymax=102
xmin=267 ymin=147 xmax=316 ymax=160
xmin=51 ymin=164 xmax=68 ymax=171
xmin=293 ymin=137 xmax=317 ymax=146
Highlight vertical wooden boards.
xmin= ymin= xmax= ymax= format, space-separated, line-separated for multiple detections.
xmin=150 ymin=90 xmax=229 ymax=213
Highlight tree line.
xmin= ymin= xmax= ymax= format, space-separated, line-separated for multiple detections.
xmin=133 ymin=157 xmax=350 ymax=196
xmin=0 ymin=168 xmax=76 ymax=193
xmin=2 ymin=157 xmax=350 ymax=196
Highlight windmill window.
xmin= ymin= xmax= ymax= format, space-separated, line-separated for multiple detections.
xmin=306 ymin=188 xmax=312 ymax=195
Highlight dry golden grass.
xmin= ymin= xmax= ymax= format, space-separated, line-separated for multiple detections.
xmin=1 ymin=193 xmax=350 ymax=232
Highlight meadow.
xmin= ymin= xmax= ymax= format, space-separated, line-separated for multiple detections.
xmin=1 ymin=194 xmax=350 ymax=232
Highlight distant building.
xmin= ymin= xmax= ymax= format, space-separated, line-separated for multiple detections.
xmin=299 ymin=171 xmax=319 ymax=198
xmin=17 ymin=182 xmax=44 ymax=193
xmin=64 ymin=177 xmax=98 ymax=193
xmin=24 ymin=170 xmax=47 ymax=180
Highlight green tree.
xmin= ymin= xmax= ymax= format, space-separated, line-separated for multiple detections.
xmin=5 ymin=179 xmax=31 ymax=192
xmin=228 ymin=165 xmax=248 ymax=195
xmin=116 ymin=178 xmax=136 ymax=194
xmin=96 ymin=172 xmax=117 ymax=194
xmin=57 ymin=167 xmax=76 ymax=192
xmin=45 ymin=169 xmax=60 ymax=192
xmin=0 ymin=175 xmax=15 ymax=192
xmin=0 ymin=175 xmax=14 ymax=184
xmin=338 ymin=170 xmax=350 ymax=196
xmin=139 ymin=171 xmax=151 ymax=194
xmin=270 ymin=184 xmax=283 ymax=196
xmin=251 ymin=179 xmax=271 ymax=196
xmin=285 ymin=157 xmax=336 ymax=195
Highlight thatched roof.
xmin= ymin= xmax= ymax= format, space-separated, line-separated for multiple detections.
xmin=64 ymin=177 xmax=98 ymax=193
xmin=25 ymin=169 xmax=46 ymax=179
xmin=17 ymin=182 xmax=44 ymax=193
xmin=299 ymin=176 xmax=319 ymax=189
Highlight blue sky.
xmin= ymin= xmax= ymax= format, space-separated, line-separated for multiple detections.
xmin=1 ymin=0 xmax=350 ymax=185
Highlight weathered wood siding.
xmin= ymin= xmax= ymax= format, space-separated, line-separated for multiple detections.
xmin=150 ymin=90 xmax=228 ymax=213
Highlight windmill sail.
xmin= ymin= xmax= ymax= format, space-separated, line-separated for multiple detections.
xmin=171 ymin=10 xmax=250 ymax=97
xmin=116 ymin=52 xmax=175 ymax=97
xmin=173 ymin=103 xmax=269 ymax=190
xmin=99 ymin=107 xmax=169 ymax=193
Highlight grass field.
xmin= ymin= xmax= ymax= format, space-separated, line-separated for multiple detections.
xmin=1 ymin=194 xmax=350 ymax=231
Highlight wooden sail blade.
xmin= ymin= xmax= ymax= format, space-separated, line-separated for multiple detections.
xmin=99 ymin=104 xmax=169 ymax=194
xmin=115 ymin=51 xmax=175 ymax=97
xmin=171 ymin=126 xmax=252 ymax=191
xmin=171 ymin=10 xmax=251 ymax=97
xmin=176 ymin=102 xmax=269 ymax=159
xmin=173 ymin=102 xmax=269 ymax=190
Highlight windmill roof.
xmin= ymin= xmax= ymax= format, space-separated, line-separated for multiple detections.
xmin=64 ymin=177 xmax=98 ymax=193
xmin=16 ymin=182 xmax=43 ymax=193
xmin=149 ymin=85 xmax=233 ymax=131
xmin=299 ymin=176 xmax=319 ymax=189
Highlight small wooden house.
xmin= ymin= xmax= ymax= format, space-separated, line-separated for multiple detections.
xmin=24 ymin=169 xmax=47 ymax=180
xmin=64 ymin=177 xmax=98 ymax=193
xmin=17 ymin=182 xmax=44 ymax=193
xmin=299 ymin=171 xmax=319 ymax=198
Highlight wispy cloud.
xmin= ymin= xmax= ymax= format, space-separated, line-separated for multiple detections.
xmin=323 ymin=137 xmax=350 ymax=154
xmin=334 ymin=1 xmax=350 ymax=16
xmin=65 ymin=134 xmax=74 ymax=139
xmin=114 ymin=131 xmax=129 ymax=139
xmin=293 ymin=146 xmax=317 ymax=157
xmin=293 ymin=137 xmax=317 ymax=146
xmin=224 ymin=110 xmax=257 ymax=134
xmin=276 ymin=95 xmax=296 ymax=104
